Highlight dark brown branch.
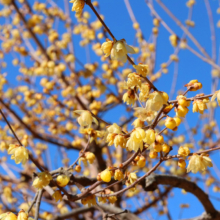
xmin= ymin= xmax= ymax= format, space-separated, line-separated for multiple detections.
xmin=141 ymin=174 xmax=220 ymax=218
xmin=52 ymin=204 xmax=142 ymax=220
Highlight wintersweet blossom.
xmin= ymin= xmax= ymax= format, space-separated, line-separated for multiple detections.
xmin=127 ymin=73 xmax=142 ymax=89
xmin=1 ymin=0 xmax=11 ymax=5
xmin=101 ymin=39 xmax=113 ymax=57
xmin=178 ymin=146 xmax=190 ymax=157
xmin=70 ymin=0 xmax=85 ymax=14
xmin=110 ymin=39 xmax=137 ymax=63
xmin=126 ymin=128 xmax=146 ymax=152
xmin=192 ymin=100 xmax=207 ymax=114
xmin=126 ymin=172 xmax=137 ymax=186
xmin=114 ymin=135 xmax=127 ymax=148
xmin=139 ymin=83 xmax=150 ymax=102
xmin=165 ymin=117 xmax=177 ymax=130
xmin=144 ymin=129 xmax=155 ymax=145
xmin=211 ymin=90 xmax=220 ymax=105
xmin=17 ymin=210 xmax=28 ymax=220
xmin=122 ymin=90 xmax=136 ymax=106
xmin=133 ymin=63 xmax=149 ymax=77
xmin=74 ymin=110 xmax=98 ymax=128
xmin=146 ymin=91 xmax=168 ymax=111
xmin=81 ymin=195 xmax=96 ymax=207
xmin=134 ymin=107 xmax=157 ymax=123
xmin=187 ymin=154 xmax=213 ymax=173
xmin=185 ymin=80 xmax=202 ymax=91
xmin=107 ymin=123 xmax=122 ymax=134
xmin=0 ymin=212 xmax=17 ymax=220
xmin=8 ymin=144 xmax=29 ymax=165
xmin=52 ymin=191 xmax=62 ymax=202
xmin=32 ymin=172 xmax=52 ymax=189
xmin=132 ymin=118 xmax=144 ymax=128
xmin=56 ymin=174 xmax=70 ymax=187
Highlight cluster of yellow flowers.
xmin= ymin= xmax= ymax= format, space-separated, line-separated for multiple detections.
xmin=0 ymin=210 xmax=29 ymax=220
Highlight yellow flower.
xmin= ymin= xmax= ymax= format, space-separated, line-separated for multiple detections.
xmin=126 ymin=73 xmax=142 ymax=89
xmin=192 ymin=100 xmax=207 ymax=114
xmin=153 ymin=142 xmax=162 ymax=152
xmin=144 ymin=129 xmax=155 ymax=145
xmin=187 ymin=154 xmax=213 ymax=174
xmin=122 ymin=90 xmax=136 ymax=106
xmin=114 ymin=169 xmax=124 ymax=181
xmin=106 ymin=133 xmax=117 ymax=146
xmin=111 ymin=39 xmax=136 ymax=63
xmin=74 ymin=110 xmax=98 ymax=128
xmin=149 ymin=151 xmax=158 ymax=159
xmin=175 ymin=105 xmax=189 ymax=118
xmin=70 ymin=0 xmax=85 ymax=14
xmin=133 ymin=63 xmax=149 ymax=77
xmin=174 ymin=117 xmax=181 ymax=127
xmin=165 ymin=117 xmax=177 ymax=130
xmin=126 ymin=128 xmax=146 ymax=152
xmin=81 ymin=195 xmax=96 ymax=207
xmin=0 ymin=0 xmax=11 ymax=5
xmin=0 ymin=212 xmax=17 ymax=220
xmin=146 ymin=91 xmax=168 ymax=111
xmin=137 ymin=155 xmax=146 ymax=168
xmin=8 ymin=144 xmax=29 ymax=165
xmin=107 ymin=123 xmax=122 ymax=134
xmin=139 ymin=83 xmax=150 ymax=102
xmin=100 ymin=169 xmax=112 ymax=182
xmin=106 ymin=190 xmax=117 ymax=204
xmin=178 ymin=146 xmax=190 ymax=157
xmin=211 ymin=90 xmax=220 ymax=105
xmin=132 ymin=118 xmax=144 ymax=128
xmin=52 ymin=190 xmax=62 ymax=202
xmin=32 ymin=172 xmax=52 ymax=189
xmin=185 ymin=80 xmax=202 ymax=91
xmin=126 ymin=172 xmax=137 ymax=185
xmin=114 ymin=134 xmax=127 ymax=148
xmin=85 ymin=152 xmax=96 ymax=164
xmin=177 ymin=95 xmax=190 ymax=107
xmin=98 ymin=192 xmax=107 ymax=204
xmin=101 ymin=39 xmax=113 ymax=57
xmin=56 ymin=174 xmax=70 ymax=187
xmin=17 ymin=210 xmax=28 ymax=220
xmin=169 ymin=34 xmax=178 ymax=47
xmin=162 ymin=143 xmax=170 ymax=153
xmin=178 ymin=159 xmax=186 ymax=168
xmin=134 ymin=107 xmax=157 ymax=123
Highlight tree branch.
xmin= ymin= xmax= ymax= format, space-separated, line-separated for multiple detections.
xmin=142 ymin=174 xmax=220 ymax=219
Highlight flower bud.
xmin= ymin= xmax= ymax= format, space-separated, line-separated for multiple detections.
xmin=149 ymin=151 xmax=158 ymax=159
xmin=153 ymin=142 xmax=162 ymax=152
xmin=85 ymin=152 xmax=96 ymax=164
xmin=155 ymin=134 xmax=164 ymax=144
xmin=165 ymin=117 xmax=177 ymax=130
xmin=162 ymin=143 xmax=170 ymax=153
xmin=137 ymin=156 xmax=146 ymax=168
xmin=56 ymin=174 xmax=70 ymax=187
xmin=75 ymin=165 xmax=81 ymax=173
xmin=100 ymin=169 xmax=111 ymax=182
xmin=17 ymin=210 xmax=28 ymax=220
xmin=178 ymin=159 xmax=186 ymax=168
